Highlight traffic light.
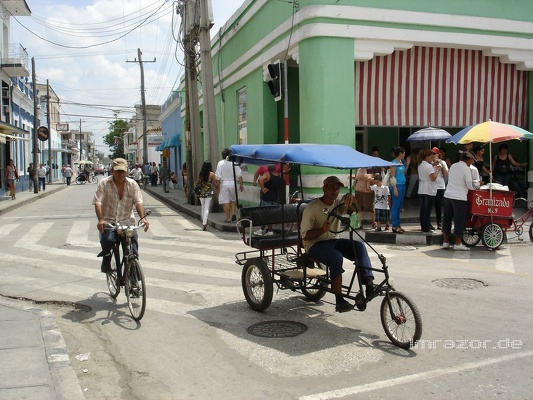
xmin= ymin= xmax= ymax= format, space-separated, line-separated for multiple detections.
xmin=267 ymin=62 xmax=282 ymax=101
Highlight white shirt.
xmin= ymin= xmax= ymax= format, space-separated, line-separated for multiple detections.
xmin=370 ymin=184 xmax=390 ymax=210
xmin=418 ymin=160 xmax=437 ymax=196
xmin=444 ymin=161 xmax=480 ymax=201
xmin=434 ymin=159 xmax=447 ymax=190
xmin=215 ymin=158 xmax=242 ymax=183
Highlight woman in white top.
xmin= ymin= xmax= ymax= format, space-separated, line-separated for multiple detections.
xmin=417 ymin=149 xmax=439 ymax=232
xmin=431 ymin=147 xmax=449 ymax=229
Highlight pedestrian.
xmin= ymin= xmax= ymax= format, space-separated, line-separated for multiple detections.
xmin=492 ymin=143 xmax=528 ymax=197
xmin=431 ymin=147 xmax=449 ymax=230
xmin=254 ymin=164 xmax=282 ymax=236
xmin=27 ymin=162 xmax=35 ymax=192
xmin=5 ymin=159 xmax=18 ymax=200
xmin=389 ymin=147 xmax=410 ymax=233
xmin=170 ymin=171 xmax=178 ymax=188
xmin=181 ymin=162 xmax=188 ymax=194
xmin=63 ymin=164 xmax=73 ymax=186
xmin=130 ymin=164 xmax=143 ymax=187
xmin=370 ymin=175 xmax=390 ymax=231
xmin=160 ymin=161 xmax=171 ymax=193
xmin=37 ymin=164 xmax=47 ymax=191
xmin=354 ymin=167 xmax=376 ymax=229
xmin=150 ymin=162 xmax=158 ymax=187
xmin=214 ymin=148 xmax=244 ymax=222
xmin=405 ymin=147 xmax=421 ymax=199
xmin=61 ymin=164 xmax=66 ymax=182
xmin=442 ymin=151 xmax=481 ymax=251
xmin=417 ymin=149 xmax=439 ymax=232
xmin=197 ymin=161 xmax=215 ymax=231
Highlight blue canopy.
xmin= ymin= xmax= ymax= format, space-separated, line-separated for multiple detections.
xmin=229 ymin=144 xmax=393 ymax=169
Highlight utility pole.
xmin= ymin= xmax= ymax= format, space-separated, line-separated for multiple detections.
xmin=198 ymin=0 xmax=218 ymax=164
xmin=127 ymin=49 xmax=155 ymax=166
xmin=79 ymin=119 xmax=82 ymax=162
xmin=46 ymin=80 xmax=52 ymax=183
xmin=31 ymin=58 xmax=38 ymax=193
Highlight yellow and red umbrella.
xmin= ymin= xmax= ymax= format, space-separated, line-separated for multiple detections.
xmin=447 ymin=120 xmax=533 ymax=144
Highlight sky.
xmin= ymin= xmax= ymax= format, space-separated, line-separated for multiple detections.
xmin=10 ymin=0 xmax=245 ymax=154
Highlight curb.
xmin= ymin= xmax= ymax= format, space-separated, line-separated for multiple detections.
xmin=0 ymin=185 xmax=67 ymax=216
xmin=0 ymin=297 xmax=84 ymax=400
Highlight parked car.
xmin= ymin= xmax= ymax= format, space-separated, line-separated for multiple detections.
xmin=94 ymin=164 xmax=105 ymax=175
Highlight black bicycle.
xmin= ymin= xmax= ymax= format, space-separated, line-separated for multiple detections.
xmin=105 ymin=212 xmax=150 ymax=321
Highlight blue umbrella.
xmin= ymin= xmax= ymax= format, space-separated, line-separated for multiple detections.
xmin=406 ymin=126 xmax=451 ymax=143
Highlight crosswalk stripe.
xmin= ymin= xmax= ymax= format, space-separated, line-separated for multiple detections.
xmin=494 ymin=245 xmax=515 ymax=273
xmin=66 ymin=220 xmax=93 ymax=248
xmin=0 ymin=223 xmax=18 ymax=239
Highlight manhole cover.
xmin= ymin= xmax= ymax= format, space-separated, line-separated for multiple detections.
xmin=247 ymin=320 xmax=308 ymax=338
xmin=433 ymin=278 xmax=487 ymax=290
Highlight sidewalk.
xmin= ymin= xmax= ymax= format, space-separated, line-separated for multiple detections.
xmin=0 ymin=183 xmax=84 ymax=399
xmin=144 ymin=185 xmax=529 ymax=246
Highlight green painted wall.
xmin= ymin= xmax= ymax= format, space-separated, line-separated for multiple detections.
xmin=299 ymin=37 xmax=355 ymax=145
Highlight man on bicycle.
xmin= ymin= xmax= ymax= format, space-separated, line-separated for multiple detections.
xmin=93 ymin=158 xmax=149 ymax=274
xmin=300 ymin=176 xmax=375 ymax=313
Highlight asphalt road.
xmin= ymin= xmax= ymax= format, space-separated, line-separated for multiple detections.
xmin=1 ymin=183 xmax=532 ymax=399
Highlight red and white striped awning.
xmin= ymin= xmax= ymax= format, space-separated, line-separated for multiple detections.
xmin=356 ymin=47 xmax=528 ymax=127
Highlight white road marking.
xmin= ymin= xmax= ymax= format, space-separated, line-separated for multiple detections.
xmin=299 ymin=350 xmax=533 ymax=400
xmin=0 ymin=223 xmax=18 ymax=238
xmin=66 ymin=220 xmax=93 ymax=248
xmin=494 ymin=245 xmax=515 ymax=273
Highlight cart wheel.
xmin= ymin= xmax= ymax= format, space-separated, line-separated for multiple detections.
xmin=242 ymin=258 xmax=273 ymax=311
xmin=462 ymin=230 xmax=481 ymax=247
xmin=481 ymin=223 xmax=504 ymax=249
xmin=380 ymin=291 xmax=422 ymax=349
xmin=528 ymin=223 xmax=533 ymax=242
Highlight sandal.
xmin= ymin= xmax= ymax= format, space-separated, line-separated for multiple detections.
xmin=392 ymin=227 xmax=405 ymax=234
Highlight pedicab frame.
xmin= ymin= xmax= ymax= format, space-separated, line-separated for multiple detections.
xmin=229 ymin=143 xmax=423 ymax=349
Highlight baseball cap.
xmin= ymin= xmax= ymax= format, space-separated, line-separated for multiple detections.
xmin=323 ymin=176 xmax=344 ymax=187
xmin=112 ymin=158 xmax=128 ymax=172
xmin=431 ymin=147 xmax=441 ymax=156
xmin=463 ymin=151 xmax=475 ymax=159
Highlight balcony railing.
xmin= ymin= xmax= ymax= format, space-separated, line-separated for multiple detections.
xmin=1 ymin=44 xmax=30 ymax=77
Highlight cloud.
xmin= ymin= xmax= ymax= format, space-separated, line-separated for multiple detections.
xmin=11 ymin=0 xmax=243 ymax=149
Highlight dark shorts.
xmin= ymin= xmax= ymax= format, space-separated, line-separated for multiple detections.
xmin=355 ymin=191 xmax=374 ymax=212
xmin=375 ymin=208 xmax=390 ymax=223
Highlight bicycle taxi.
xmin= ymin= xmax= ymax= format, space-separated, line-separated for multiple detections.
xmin=229 ymin=144 xmax=422 ymax=349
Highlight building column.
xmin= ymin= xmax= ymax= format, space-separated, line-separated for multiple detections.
xmin=298 ymin=37 xmax=355 ymax=146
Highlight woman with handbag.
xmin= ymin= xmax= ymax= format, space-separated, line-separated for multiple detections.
xmin=5 ymin=159 xmax=18 ymax=200
xmin=197 ymin=161 xmax=215 ymax=231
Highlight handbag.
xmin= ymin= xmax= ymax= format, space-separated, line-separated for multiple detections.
xmin=194 ymin=182 xmax=203 ymax=196
xmin=382 ymin=169 xmax=391 ymax=186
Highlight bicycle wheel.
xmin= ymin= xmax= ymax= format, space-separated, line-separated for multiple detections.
xmin=76 ymin=176 xmax=82 ymax=185
xmin=380 ymin=291 xmax=422 ymax=349
xmin=106 ymin=245 xmax=121 ymax=299
xmin=91 ymin=175 xmax=98 ymax=184
xmin=242 ymin=258 xmax=273 ymax=311
xmin=529 ymin=223 xmax=533 ymax=242
xmin=125 ymin=259 xmax=146 ymax=321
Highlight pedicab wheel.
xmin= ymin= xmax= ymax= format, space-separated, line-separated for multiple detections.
xmin=301 ymin=278 xmax=327 ymax=302
xmin=481 ymin=223 xmax=504 ymax=250
xmin=242 ymin=258 xmax=273 ymax=311
xmin=529 ymin=223 xmax=533 ymax=242
xmin=106 ymin=246 xmax=121 ymax=299
xmin=380 ymin=291 xmax=422 ymax=349
xmin=462 ymin=230 xmax=480 ymax=247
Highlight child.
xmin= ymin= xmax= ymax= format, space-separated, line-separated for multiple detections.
xmin=370 ymin=175 xmax=391 ymax=232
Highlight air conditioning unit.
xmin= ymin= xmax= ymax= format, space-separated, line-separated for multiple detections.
xmin=1 ymin=89 xmax=9 ymax=98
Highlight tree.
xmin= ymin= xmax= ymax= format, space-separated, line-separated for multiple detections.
xmin=104 ymin=117 xmax=129 ymax=159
